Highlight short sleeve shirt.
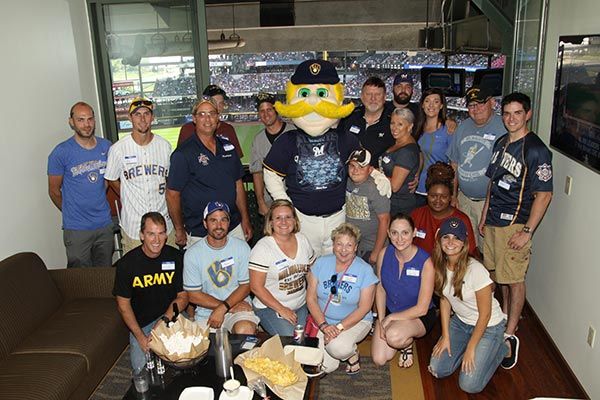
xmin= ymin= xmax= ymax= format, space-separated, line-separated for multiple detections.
xmin=167 ymin=135 xmax=244 ymax=236
xmin=380 ymin=143 xmax=420 ymax=195
xmin=310 ymin=254 xmax=379 ymax=325
xmin=417 ymin=125 xmax=452 ymax=194
xmin=248 ymin=233 xmax=315 ymax=310
xmin=345 ymin=177 xmax=390 ymax=252
xmin=113 ymin=245 xmax=184 ymax=327
xmin=485 ymin=132 xmax=553 ymax=226
xmin=47 ymin=136 xmax=112 ymax=230
xmin=183 ymin=237 xmax=251 ymax=320
xmin=263 ymin=128 xmax=359 ymax=216
xmin=446 ymin=114 xmax=505 ymax=199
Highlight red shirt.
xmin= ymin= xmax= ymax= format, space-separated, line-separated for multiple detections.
xmin=177 ymin=121 xmax=244 ymax=158
xmin=410 ymin=206 xmax=477 ymax=257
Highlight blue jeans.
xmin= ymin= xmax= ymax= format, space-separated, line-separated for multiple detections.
xmin=428 ymin=315 xmax=507 ymax=394
xmin=254 ymin=304 xmax=308 ymax=336
xmin=129 ymin=319 xmax=157 ymax=371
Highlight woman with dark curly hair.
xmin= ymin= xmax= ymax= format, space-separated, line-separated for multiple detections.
xmin=411 ymin=162 xmax=478 ymax=258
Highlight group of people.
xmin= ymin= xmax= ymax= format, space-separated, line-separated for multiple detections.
xmin=47 ymin=59 xmax=553 ymax=394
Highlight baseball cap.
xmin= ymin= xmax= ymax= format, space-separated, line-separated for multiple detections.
xmin=438 ymin=217 xmax=467 ymax=242
xmin=465 ymin=86 xmax=494 ymax=104
xmin=393 ymin=73 xmax=413 ymax=86
xmin=203 ymin=84 xmax=229 ymax=100
xmin=346 ymin=149 xmax=372 ymax=167
xmin=203 ymin=201 xmax=231 ymax=220
xmin=256 ymin=92 xmax=276 ymax=109
xmin=128 ymin=97 xmax=154 ymax=115
xmin=290 ymin=59 xmax=340 ymax=85
xmin=192 ymin=96 xmax=219 ymax=114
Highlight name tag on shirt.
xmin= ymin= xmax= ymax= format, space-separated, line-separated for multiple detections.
xmin=342 ymin=274 xmax=357 ymax=283
xmin=162 ymin=261 xmax=175 ymax=271
xmin=416 ymin=229 xmax=426 ymax=239
xmin=382 ymin=156 xmax=391 ymax=164
xmin=124 ymin=155 xmax=138 ymax=163
xmin=223 ymin=144 xmax=235 ymax=152
xmin=498 ymin=180 xmax=511 ymax=190
xmin=99 ymin=168 xmax=106 ymax=175
xmin=406 ymin=268 xmax=420 ymax=277
xmin=349 ymin=125 xmax=361 ymax=134
xmin=275 ymin=259 xmax=289 ymax=270
xmin=221 ymin=257 xmax=234 ymax=267
xmin=500 ymin=213 xmax=514 ymax=221
xmin=483 ymin=134 xmax=496 ymax=141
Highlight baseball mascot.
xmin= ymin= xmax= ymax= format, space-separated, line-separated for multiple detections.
xmin=262 ymin=59 xmax=361 ymax=255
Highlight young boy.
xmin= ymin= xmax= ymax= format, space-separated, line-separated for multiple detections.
xmin=345 ymin=149 xmax=391 ymax=266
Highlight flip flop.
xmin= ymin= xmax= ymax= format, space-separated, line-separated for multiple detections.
xmin=398 ymin=345 xmax=414 ymax=368
xmin=345 ymin=351 xmax=361 ymax=375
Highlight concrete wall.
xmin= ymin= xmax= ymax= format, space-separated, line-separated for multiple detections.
xmin=529 ymin=0 xmax=599 ymax=398
xmin=0 ymin=0 xmax=99 ymax=269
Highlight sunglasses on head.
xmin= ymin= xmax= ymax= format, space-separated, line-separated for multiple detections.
xmin=131 ymin=99 xmax=153 ymax=107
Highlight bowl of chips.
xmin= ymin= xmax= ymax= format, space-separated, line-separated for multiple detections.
xmin=149 ymin=316 xmax=210 ymax=369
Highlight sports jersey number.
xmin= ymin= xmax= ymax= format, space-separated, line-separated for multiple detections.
xmin=158 ymin=182 xmax=166 ymax=195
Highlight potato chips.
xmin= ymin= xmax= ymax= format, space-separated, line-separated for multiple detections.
xmin=243 ymin=357 xmax=298 ymax=387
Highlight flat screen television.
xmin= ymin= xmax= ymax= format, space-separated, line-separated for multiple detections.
xmin=550 ymin=34 xmax=600 ymax=173
xmin=420 ymin=68 xmax=465 ymax=97
xmin=473 ymin=68 xmax=503 ymax=96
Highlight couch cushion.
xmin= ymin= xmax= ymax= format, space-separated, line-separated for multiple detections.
xmin=0 ymin=253 xmax=62 ymax=358
xmin=12 ymin=298 xmax=125 ymax=372
xmin=0 ymin=352 xmax=86 ymax=400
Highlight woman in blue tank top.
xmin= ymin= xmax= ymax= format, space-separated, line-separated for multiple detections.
xmin=371 ymin=213 xmax=436 ymax=368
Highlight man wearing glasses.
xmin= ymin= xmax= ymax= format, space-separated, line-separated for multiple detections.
xmin=105 ymin=97 xmax=175 ymax=254
xmin=167 ymin=97 xmax=252 ymax=248
xmin=176 ymin=85 xmax=243 ymax=158
xmin=446 ymin=86 xmax=505 ymax=250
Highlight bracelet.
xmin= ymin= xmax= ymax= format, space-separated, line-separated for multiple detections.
xmin=318 ymin=321 xmax=328 ymax=330
xmin=222 ymin=300 xmax=231 ymax=312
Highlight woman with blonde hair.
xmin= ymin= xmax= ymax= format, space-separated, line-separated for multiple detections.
xmin=428 ymin=217 xmax=508 ymax=393
xmin=249 ymin=199 xmax=315 ymax=336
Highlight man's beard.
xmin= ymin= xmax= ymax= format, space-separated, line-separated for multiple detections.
xmin=394 ymin=92 xmax=412 ymax=105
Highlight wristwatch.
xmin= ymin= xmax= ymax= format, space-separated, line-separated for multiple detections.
xmin=522 ymin=226 xmax=532 ymax=234
xmin=336 ymin=323 xmax=345 ymax=331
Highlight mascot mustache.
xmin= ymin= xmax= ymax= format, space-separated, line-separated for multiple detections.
xmin=275 ymin=99 xmax=354 ymax=119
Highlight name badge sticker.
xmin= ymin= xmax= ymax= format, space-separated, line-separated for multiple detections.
xmin=223 ymin=144 xmax=235 ymax=152
xmin=221 ymin=257 xmax=234 ymax=268
xmin=500 ymin=213 xmax=514 ymax=221
xmin=342 ymin=274 xmax=357 ymax=283
xmin=349 ymin=125 xmax=361 ymax=134
xmin=99 ymin=168 xmax=106 ymax=175
xmin=162 ymin=261 xmax=175 ymax=271
xmin=406 ymin=268 xmax=420 ymax=277
xmin=124 ymin=155 xmax=138 ymax=164
xmin=483 ymin=134 xmax=496 ymax=141
xmin=416 ymin=229 xmax=426 ymax=239
xmin=275 ymin=258 xmax=290 ymax=269
xmin=382 ymin=156 xmax=391 ymax=164
xmin=498 ymin=180 xmax=511 ymax=190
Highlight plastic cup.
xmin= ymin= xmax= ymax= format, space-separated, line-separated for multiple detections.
xmin=223 ymin=379 xmax=241 ymax=396
xmin=132 ymin=367 xmax=150 ymax=393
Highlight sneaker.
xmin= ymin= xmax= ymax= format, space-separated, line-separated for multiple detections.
xmin=501 ymin=335 xmax=520 ymax=369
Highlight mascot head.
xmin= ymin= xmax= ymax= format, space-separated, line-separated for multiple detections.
xmin=275 ymin=59 xmax=354 ymax=137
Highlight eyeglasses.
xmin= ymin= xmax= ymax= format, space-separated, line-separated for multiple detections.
xmin=330 ymin=274 xmax=338 ymax=295
xmin=467 ymin=101 xmax=488 ymax=109
xmin=195 ymin=111 xmax=218 ymax=118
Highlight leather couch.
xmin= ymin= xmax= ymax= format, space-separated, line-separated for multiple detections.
xmin=0 ymin=252 xmax=128 ymax=400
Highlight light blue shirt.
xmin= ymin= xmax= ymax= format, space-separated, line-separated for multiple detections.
xmin=183 ymin=237 xmax=251 ymax=320
xmin=417 ymin=124 xmax=452 ymax=194
xmin=310 ymin=254 xmax=379 ymax=325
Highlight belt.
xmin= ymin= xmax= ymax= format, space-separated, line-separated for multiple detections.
xmin=460 ymin=191 xmax=485 ymax=202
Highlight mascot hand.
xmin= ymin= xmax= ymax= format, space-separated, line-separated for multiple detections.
xmin=263 ymin=169 xmax=292 ymax=202
xmin=370 ymin=169 xmax=391 ymax=198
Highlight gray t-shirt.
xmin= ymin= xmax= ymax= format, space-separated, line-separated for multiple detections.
xmin=346 ymin=176 xmax=390 ymax=252
xmin=446 ymin=114 xmax=505 ymax=199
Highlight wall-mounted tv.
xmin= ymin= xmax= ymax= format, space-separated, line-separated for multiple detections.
xmin=550 ymin=34 xmax=600 ymax=173
xmin=473 ymin=68 xmax=503 ymax=96
xmin=420 ymin=68 xmax=465 ymax=97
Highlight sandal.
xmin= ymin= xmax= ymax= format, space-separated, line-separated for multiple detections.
xmin=345 ymin=351 xmax=360 ymax=375
xmin=398 ymin=345 xmax=414 ymax=368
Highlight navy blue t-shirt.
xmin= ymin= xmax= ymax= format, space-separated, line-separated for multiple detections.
xmin=485 ymin=132 xmax=553 ymax=227
xmin=167 ymin=135 xmax=243 ymax=236
xmin=263 ymin=128 xmax=359 ymax=216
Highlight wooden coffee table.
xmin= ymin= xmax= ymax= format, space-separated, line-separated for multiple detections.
xmin=122 ymin=334 xmax=320 ymax=400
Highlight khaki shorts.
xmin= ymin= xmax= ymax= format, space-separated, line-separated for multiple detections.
xmin=457 ymin=191 xmax=485 ymax=250
xmin=483 ymin=224 xmax=532 ymax=284
xmin=196 ymin=310 xmax=260 ymax=333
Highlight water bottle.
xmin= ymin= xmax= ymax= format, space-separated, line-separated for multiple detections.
xmin=215 ymin=327 xmax=232 ymax=378
xmin=145 ymin=351 xmax=155 ymax=371
xmin=156 ymin=357 xmax=165 ymax=375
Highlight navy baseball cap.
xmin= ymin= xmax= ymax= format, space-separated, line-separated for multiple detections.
xmin=393 ymin=73 xmax=413 ymax=86
xmin=203 ymin=84 xmax=229 ymax=100
xmin=290 ymin=59 xmax=340 ymax=85
xmin=203 ymin=201 xmax=230 ymax=219
xmin=346 ymin=149 xmax=372 ymax=167
xmin=438 ymin=217 xmax=467 ymax=242
xmin=465 ymin=86 xmax=493 ymax=104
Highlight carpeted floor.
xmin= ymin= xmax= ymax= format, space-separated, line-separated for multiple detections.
xmin=90 ymin=338 xmax=424 ymax=400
